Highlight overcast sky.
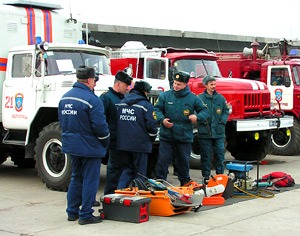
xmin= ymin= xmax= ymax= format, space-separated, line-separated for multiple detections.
xmin=25 ymin=0 xmax=300 ymax=40
xmin=58 ymin=0 xmax=300 ymax=40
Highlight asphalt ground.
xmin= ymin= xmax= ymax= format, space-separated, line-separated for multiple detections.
xmin=0 ymin=152 xmax=300 ymax=236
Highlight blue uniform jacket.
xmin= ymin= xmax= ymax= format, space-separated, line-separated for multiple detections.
xmin=198 ymin=90 xmax=229 ymax=139
xmin=116 ymin=89 xmax=158 ymax=153
xmin=58 ymin=82 xmax=110 ymax=158
xmin=100 ymin=87 xmax=124 ymax=148
xmin=154 ymin=86 xmax=209 ymax=143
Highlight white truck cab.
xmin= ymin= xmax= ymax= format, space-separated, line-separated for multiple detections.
xmin=0 ymin=1 xmax=114 ymax=191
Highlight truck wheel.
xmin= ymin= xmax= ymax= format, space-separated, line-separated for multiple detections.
xmin=270 ymin=119 xmax=300 ymax=156
xmin=34 ymin=122 xmax=71 ymax=192
xmin=226 ymin=130 xmax=270 ymax=161
xmin=190 ymin=131 xmax=201 ymax=169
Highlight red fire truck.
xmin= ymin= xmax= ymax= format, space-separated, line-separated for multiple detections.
xmin=109 ymin=41 xmax=293 ymax=168
xmin=216 ymin=39 xmax=300 ymax=156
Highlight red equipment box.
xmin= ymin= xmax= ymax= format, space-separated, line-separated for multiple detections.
xmin=100 ymin=194 xmax=151 ymax=223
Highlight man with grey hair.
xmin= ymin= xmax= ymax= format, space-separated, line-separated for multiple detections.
xmin=198 ymin=75 xmax=229 ymax=184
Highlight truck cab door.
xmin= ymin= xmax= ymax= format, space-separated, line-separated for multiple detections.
xmin=2 ymin=52 xmax=39 ymax=130
xmin=143 ymin=57 xmax=169 ymax=92
xmin=291 ymin=65 xmax=300 ymax=114
xmin=268 ymin=67 xmax=293 ymax=110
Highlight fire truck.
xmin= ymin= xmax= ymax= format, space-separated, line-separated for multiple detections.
xmin=110 ymin=41 xmax=293 ymax=168
xmin=0 ymin=1 xmax=114 ymax=191
xmin=216 ymin=39 xmax=300 ymax=156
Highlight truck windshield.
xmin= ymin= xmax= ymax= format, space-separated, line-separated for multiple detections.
xmin=173 ymin=59 xmax=222 ymax=78
xmin=36 ymin=50 xmax=110 ymax=76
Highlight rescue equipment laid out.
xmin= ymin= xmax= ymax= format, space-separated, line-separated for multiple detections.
xmin=253 ymin=172 xmax=295 ymax=192
xmin=115 ymin=179 xmax=204 ymax=217
xmin=193 ymin=174 xmax=233 ymax=205
xmin=260 ymin=172 xmax=295 ymax=188
xmin=183 ymin=174 xmax=234 ymax=206
xmin=225 ymin=161 xmax=258 ymax=191
xmin=225 ymin=161 xmax=276 ymax=198
xmin=99 ymin=169 xmax=294 ymax=222
xmin=114 ymin=175 xmax=234 ymax=216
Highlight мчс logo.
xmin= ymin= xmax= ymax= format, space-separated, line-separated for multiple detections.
xmin=15 ymin=93 xmax=24 ymax=112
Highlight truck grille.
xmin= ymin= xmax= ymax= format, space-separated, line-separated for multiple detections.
xmin=244 ymin=93 xmax=270 ymax=113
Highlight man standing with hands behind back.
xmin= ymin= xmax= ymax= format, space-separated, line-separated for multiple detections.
xmin=58 ymin=65 xmax=110 ymax=225
xmin=198 ymin=75 xmax=229 ymax=184
xmin=154 ymin=71 xmax=209 ymax=186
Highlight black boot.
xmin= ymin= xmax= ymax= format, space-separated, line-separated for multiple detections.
xmin=78 ymin=215 xmax=103 ymax=225
xmin=203 ymin=176 xmax=210 ymax=185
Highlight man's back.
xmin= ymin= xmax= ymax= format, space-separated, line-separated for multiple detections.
xmin=116 ymin=90 xmax=157 ymax=153
xmin=59 ymin=82 xmax=109 ymax=157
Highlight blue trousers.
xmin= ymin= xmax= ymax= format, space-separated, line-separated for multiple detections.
xmin=66 ymin=155 xmax=101 ymax=220
xmin=199 ymin=138 xmax=225 ymax=177
xmin=156 ymin=141 xmax=191 ymax=186
xmin=104 ymin=149 xmax=129 ymax=194
xmin=117 ymin=151 xmax=148 ymax=189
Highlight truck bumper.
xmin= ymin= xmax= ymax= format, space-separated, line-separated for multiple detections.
xmin=235 ymin=116 xmax=294 ymax=132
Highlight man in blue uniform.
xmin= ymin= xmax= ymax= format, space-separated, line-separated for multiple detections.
xmin=100 ymin=70 xmax=133 ymax=194
xmin=154 ymin=71 xmax=209 ymax=186
xmin=58 ymin=65 xmax=110 ymax=225
xmin=198 ymin=75 xmax=229 ymax=184
xmin=116 ymin=81 xmax=158 ymax=188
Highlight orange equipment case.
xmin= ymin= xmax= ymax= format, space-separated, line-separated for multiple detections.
xmin=115 ymin=186 xmax=203 ymax=217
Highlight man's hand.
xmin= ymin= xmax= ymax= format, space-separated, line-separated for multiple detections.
xmin=163 ymin=118 xmax=173 ymax=128
xmin=188 ymin=114 xmax=197 ymax=124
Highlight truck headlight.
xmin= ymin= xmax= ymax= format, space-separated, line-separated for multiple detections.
xmin=227 ymin=103 xmax=232 ymax=114
xmin=270 ymin=101 xmax=276 ymax=110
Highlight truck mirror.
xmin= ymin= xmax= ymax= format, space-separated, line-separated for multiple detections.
xmin=284 ymin=77 xmax=291 ymax=87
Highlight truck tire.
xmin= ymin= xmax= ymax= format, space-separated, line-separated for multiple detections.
xmin=190 ymin=131 xmax=201 ymax=169
xmin=226 ymin=124 xmax=270 ymax=161
xmin=34 ymin=122 xmax=71 ymax=192
xmin=270 ymin=119 xmax=300 ymax=156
